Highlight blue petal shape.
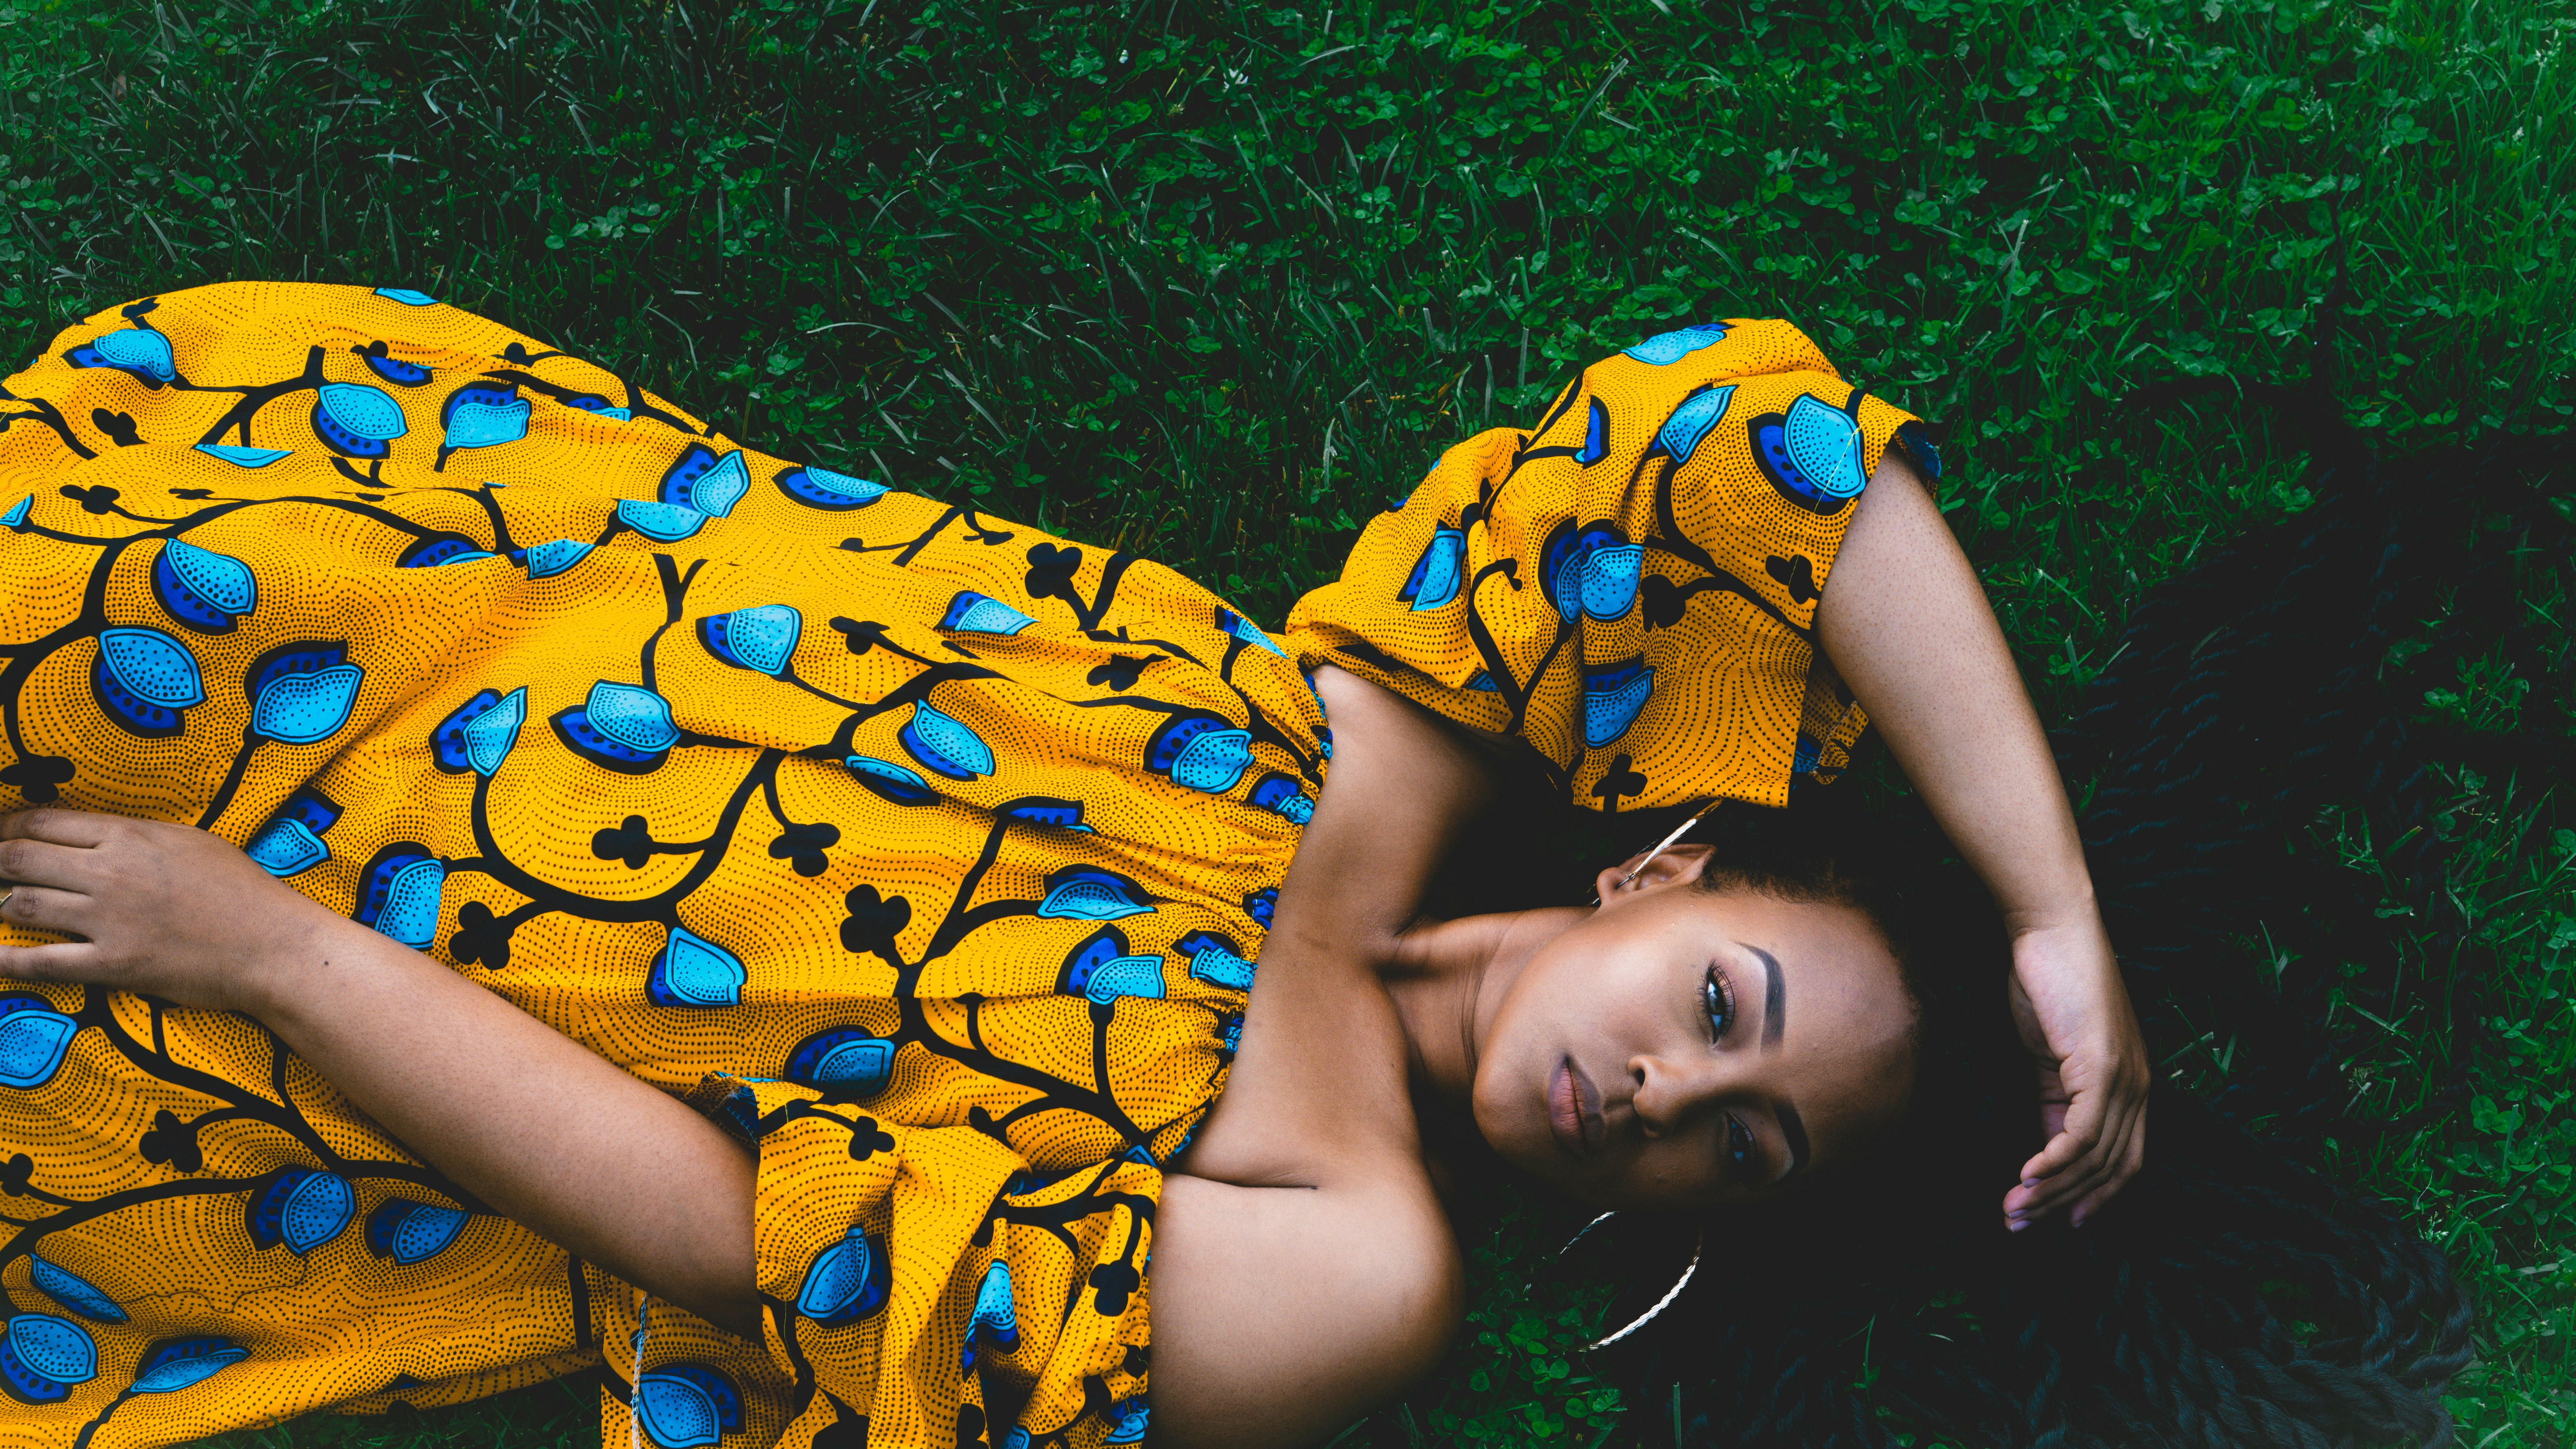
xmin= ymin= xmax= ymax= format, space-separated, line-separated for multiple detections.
xmin=193 ymin=443 xmax=291 ymax=468
xmin=441 ymin=391 xmax=531 ymax=452
xmin=585 ymin=681 xmax=680 ymax=754
xmin=1172 ymin=727 xmax=1252 ymax=794
xmin=634 ymin=1373 xmax=723 ymax=1449
xmin=361 ymin=348 xmax=433 ymax=387
xmin=776 ymin=465 xmax=889 ymax=510
xmin=1180 ymin=931 xmax=1256 ymax=991
xmin=1397 ymin=528 xmax=1466 ymax=611
xmin=522 ymin=538 xmax=593 ymax=579
xmin=1242 ymin=888 xmax=1277 ymax=928
xmin=373 ymin=288 xmax=440 ymax=306
xmin=156 ymin=539 xmax=257 ymax=627
xmin=92 ymin=329 xmax=178 ymax=382
xmin=658 ymin=445 xmax=751 ymax=517
xmin=400 ymin=536 xmax=492 ymax=568
xmin=1217 ymin=608 xmax=1287 ymax=655
xmin=1576 ymin=396 xmax=1610 ymax=465
xmin=795 ymin=1226 xmax=891 ymax=1325
xmin=1783 ymin=392 xmax=1868 ymax=500
xmin=30 ymin=1260 xmax=124 ymax=1324
xmin=0 ymin=999 xmax=78 ymax=1090
xmin=1104 ymin=1399 xmax=1150 ymax=1446
xmin=1622 ymin=323 xmax=1730 ymax=366
xmin=431 ymin=689 xmax=504 ymax=772
xmin=1246 ymin=773 xmax=1315 ymax=825
xmin=937 ymin=591 xmax=1036 ymax=636
xmin=246 ymin=1168 xmax=355 ymax=1253
xmin=646 ymin=927 xmax=746 ymax=1008
xmin=349 ymin=844 xmax=444 ymax=947
xmin=616 ymin=498 xmax=708 ymax=542
xmin=1001 ymin=797 xmax=1088 ymax=831
xmin=130 ymin=1337 xmax=248 ymax=1394
xmin=464 ymin=687 xmax=526 ymax=776
xmin=1058 ymin=930 xmax=1166 ymax=1003
xmin=0 ymin=496 xmax=26 ymax=527
xmin=1657 ymin=384 xmax=1736 ymax=464
xmin=316 ymin=383 xmax=409 ymax=442
xmin=844 ymin=755 xmax=936 ymax=806
xmin=1037 ymin=867 xmax=1154 ymax=922
xmin=699 ymin=604 xmax=802 ymax=676
xmin=786 ymin=1029 xmax=895 ymax=1094
xmin=1582 ymin=659 xmax=1656 ymax=749
xmin=367 ymin=1199 xmax=470 ymax=1265
xmin=244 ymin=817 xmax=329 ymax=877
xmin=899 ymin=698 xmax=993 ymax=781
xmin=1579 ymin=544 xmax=1645 ymax=622
xmin=252 ymin=662 xmax=364 ymax=744
xmin=6 ymin=1315 xmax=96 ymax=1386
xmin=97 ymin=627 xmax=204 ymax=708
xmin=961 ymin=1260 xmax=1019 ymax=1370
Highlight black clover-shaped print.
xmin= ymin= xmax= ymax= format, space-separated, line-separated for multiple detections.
xmin=449 ymin=900 xmax=515 ymax=970
xmin=0 ymin=1152 xmax=32 ymax=1197
xmin=829 ymin=616 xmax=892 ymax=656
xmin=1024 ymin=542 xmax=1083 ymax=605
xmin=839 ymin=884 xmax=911 ymax=966
xmin=769 ymin=821 xmax=841 ymax=878
xmin=59 ymin=483 xmax=120 ymax=515
xmin=844 ymin=1115 xmax=897 ymax=1163
xmin=592 ymin=815 xmax=662 ymax=870
xmin=91 ymin=409 xmax=143 ymax=448
xmin=0 ymin=755 xmax=76 ymax=804
xmin=1590 ymin=753 xmax=1647 ymax=812
xmin=1765 ymin=552 xmax=1820 ymax=605
xmin=1085 ymin=654 xmax=1167 ymax=692
xmin=170 ymin=488 xmax=215 ymax=500
xmin=139 ymin=1109 xmax=205 ymax=1173
xmin=1088 ymin=1258 xmax=1142 ymax=1316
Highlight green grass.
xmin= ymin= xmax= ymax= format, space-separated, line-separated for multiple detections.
xmin=3 ymin=0 xmax=2571 ymax=1442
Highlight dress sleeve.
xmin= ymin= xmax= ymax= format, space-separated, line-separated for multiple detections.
xmin=1285 ymin=318 xmax=1938 ymax=812
xmin=612 ymin=1076 xmax=1157 ymax=1449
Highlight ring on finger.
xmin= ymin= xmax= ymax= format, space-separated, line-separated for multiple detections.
xmin=0 ymin=884 xmax=15 ymax=913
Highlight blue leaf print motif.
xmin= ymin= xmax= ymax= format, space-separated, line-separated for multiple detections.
xmin=899 ymin=697 xmax=995 ymax=781
xmin=67 ymin=328 xmax=177 ymax=386
xmin=372 ymin=288 xmax=440 ymax=306
xmin=1656 ymin=384 xmax=1736 ymax=464
xmin=786 ymin=1028 xmax=896 ymax=1095
xmin=1056 ymin=928 xmax=1168 ymax=1003
xmin=776 ymin=464 xmax=889 ymax=510
xmin=91 ymin=627 xmax=203 ymax=739
xmin=192 ymin=443 xmax=292 ymax=468
xmin=0 ymin=997 xmax=79 ymax=1090
xmin=1036 ymin=867 xmax=1155 ymax=922
xmin=152 ymin=539 xmax=258 ymax=634
xmin=1621 ymin=322 xmax=1730 ymax=366
xmin=646 ymin=927 xmax=747 ymax=1009
xmin=633 ymin=1366 xmax=743 ymax=1449
xmin=129 ymin=1337 xmax=249 ymax=1394
xmin=366 ymin=1199 xmax=470 ymax=1265
xmin=0 ymin=1314 xmax=97 ymax=1404
xmin=960 ymin=1260 xmax=1020 ymax=1371
xmin=616 ymin=498 xmax=710 ymax=542
xmin=244 ymin=1168 xmax=355 ymax=1254
xmin=797 ymin=1225 xmax=892 ymax=1326
xmin=1397 ymin=528 xmax=1466 ymax=611
xmin=700 ymin=604 xmax=804 ymax=675
xmin=522 ymin=538 xmax=594 ymax=579
xmin=29 ymin=1259 xmax=125 ymax=1324
xmin=937 ymin=591 xmax=1037 ymax=637
xmin=246 ymin=643 xmax=364 ymax=745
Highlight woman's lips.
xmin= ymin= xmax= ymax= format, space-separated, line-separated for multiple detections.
xmin=1547 ymin=1055 xmax=1605 ymax=1159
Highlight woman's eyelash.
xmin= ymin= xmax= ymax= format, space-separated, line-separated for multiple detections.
xmin=1702 ymin=966 xmax=1736 ymax=1040
xmin=1725 ymin=1115 xmax=1757 ymax=1182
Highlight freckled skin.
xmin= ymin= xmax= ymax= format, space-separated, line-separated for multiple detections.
xmin=1469 ymin=864 xmax=1919 ymax=1210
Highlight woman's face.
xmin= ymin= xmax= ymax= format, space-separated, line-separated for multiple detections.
xmin=1471 ymin=846 xmax=1917 ymax=1210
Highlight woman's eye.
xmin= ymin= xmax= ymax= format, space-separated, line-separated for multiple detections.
xmin=1701 ymin=966 xmax=1736 ymax=1040
xmin=1726 ymin=1115 xmax=1756 ymax=1180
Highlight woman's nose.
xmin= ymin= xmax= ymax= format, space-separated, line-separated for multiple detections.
xmin=1628 ymin=1055 xmax=1728 ymax=1139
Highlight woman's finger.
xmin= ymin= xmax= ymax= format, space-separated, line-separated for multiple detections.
xmin=0 ymin=808 xmax=118 ymax=848
xmin=2069 ymin=1112 xmax=2149 ymax=1227
xmin=0 ymin=883 xmax=94 ymax=937
xmin=0 ymin=940 xmax=99 ymax=982
xmin=0 ymin=836 xmax=105 ymax=893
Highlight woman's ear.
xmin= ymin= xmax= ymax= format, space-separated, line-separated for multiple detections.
xmin=1591 ymin=841 xmax=1717 ymax=903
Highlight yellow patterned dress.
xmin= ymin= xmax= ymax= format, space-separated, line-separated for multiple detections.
xmin=0 ymin=285 xmax=1926 ymax=1449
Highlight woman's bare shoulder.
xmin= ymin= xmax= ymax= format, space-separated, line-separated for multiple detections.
xmin=1147 ymin=1166 xmax=1464 ymax=1448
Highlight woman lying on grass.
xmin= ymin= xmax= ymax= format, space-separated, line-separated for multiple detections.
xmin=0 ymin=283 xmax=2477 ymax=1449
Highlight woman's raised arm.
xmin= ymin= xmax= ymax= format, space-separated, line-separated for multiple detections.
xmin=1812 ymin=452 xmax=2149 ymax=1229
xmin=0 ymin=808 xmax=762 ymax=1333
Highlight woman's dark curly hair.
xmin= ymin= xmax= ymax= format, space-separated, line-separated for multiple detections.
xmin=1542 ymin=399 xmax=2569 ymax=1449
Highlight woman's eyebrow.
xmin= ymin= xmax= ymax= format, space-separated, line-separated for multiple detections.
xmin=1742 ymin=942 xmax=1785 ymax=1047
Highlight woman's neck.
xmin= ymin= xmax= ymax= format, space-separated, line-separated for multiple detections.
xmin=1379 ymin=907 xmax=1589 ymax=1122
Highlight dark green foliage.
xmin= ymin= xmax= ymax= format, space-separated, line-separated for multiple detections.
xmin=1 ymin=0 xmax=2566 ymax=1443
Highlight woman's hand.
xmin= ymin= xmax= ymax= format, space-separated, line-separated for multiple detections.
xmin=0 ymin=808 xmax=337 ymax=1014
xmin=1999 ymin=914 xmax=2148 ymax=1229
